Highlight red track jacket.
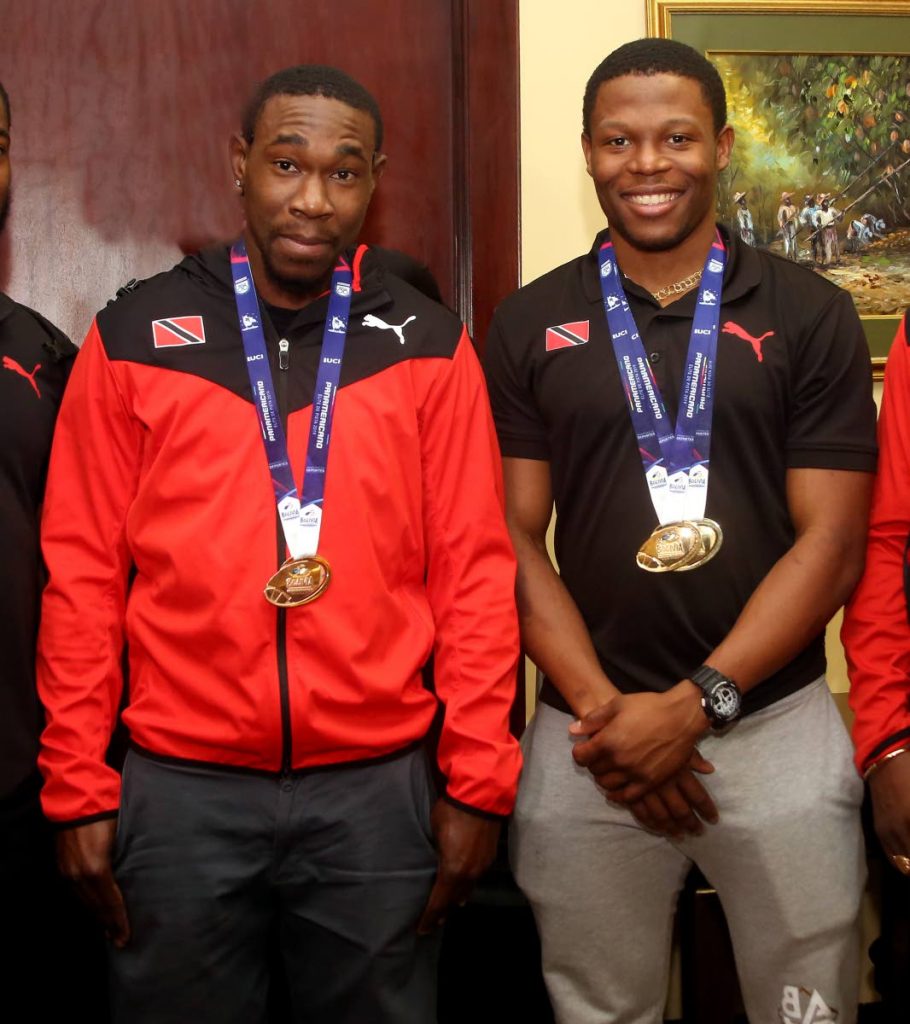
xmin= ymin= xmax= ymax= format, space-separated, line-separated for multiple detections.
xmin=843 ymin=312 xmax=910 ymax=775
xmin=37 ymin=246 xmax=521 ymax=825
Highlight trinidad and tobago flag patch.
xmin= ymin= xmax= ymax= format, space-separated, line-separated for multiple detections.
xmin=545 ymin=320 xmax=589 ymax=351
xmin=152 ymin=316 xmax=207 ymax=348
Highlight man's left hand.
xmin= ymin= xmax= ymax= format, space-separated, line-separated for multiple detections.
xmin=417 ymin=799 xmax=500 ymax=935
xmin=570 ymin=682 xmax=710 ymax=799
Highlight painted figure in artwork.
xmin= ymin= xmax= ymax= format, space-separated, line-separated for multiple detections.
xmin=734 ymin=190 xmax=755 ymax=245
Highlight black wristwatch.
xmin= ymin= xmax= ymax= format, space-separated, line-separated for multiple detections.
xmin=689 ymin=665 xmax=742 ymax=729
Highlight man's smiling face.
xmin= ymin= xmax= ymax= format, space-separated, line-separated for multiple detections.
xmin=582 ymin=72 xmax=733 ymax=255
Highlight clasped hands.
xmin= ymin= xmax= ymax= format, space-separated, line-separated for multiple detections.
xmin=569 ymin=681 xmax=719 ymax=837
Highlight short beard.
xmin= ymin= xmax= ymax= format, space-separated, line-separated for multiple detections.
xmin=261 ymin=247 xmax=333 ymax=304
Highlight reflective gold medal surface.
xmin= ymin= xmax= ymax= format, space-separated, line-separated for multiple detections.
xmin=636 ymin=519 xmax=723 ymax=573
xmin=264 ymin=555 xmax=331 ymax=607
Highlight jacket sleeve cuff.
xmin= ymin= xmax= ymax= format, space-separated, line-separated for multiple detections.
xmin=442 ymin=792 xmax=509 ymax=823
xmin=861 ymin=727 xmax=910 ymax=776
xmin=52 ymin=809 xmax=119 ymax=830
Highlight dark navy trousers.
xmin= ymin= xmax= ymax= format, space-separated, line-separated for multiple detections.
xmin=110 ymin=746 xmax=440 ymax=1023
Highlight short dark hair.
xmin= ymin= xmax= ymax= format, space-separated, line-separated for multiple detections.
xmin=0 ymin=81 xmax=10 ymax=127
xmin=583 ymin=38 xmax=726 ymax=136
xmin=242 ymin=65 xmax=383 ymax=151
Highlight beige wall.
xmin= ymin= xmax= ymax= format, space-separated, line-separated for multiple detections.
xmin=520 ymin=1 xmax=647 ymax=285
xmin=827 ymin=379 xmax=882 ymax=697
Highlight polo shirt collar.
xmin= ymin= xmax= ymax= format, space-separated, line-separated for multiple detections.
xmin=580 ymin=223 xmax=763 ymax=309
xmin=0 ymin=290 xmax=15 ymax=326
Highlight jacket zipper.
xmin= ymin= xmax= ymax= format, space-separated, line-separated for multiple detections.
xmin=275 ymin=336 xmax=292 ymax=774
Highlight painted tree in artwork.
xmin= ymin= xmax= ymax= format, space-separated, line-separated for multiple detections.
xmin=715 ymin=52 xmax=910 ymax=316
xmin=717 ymin=53 xmax=910 ymax=231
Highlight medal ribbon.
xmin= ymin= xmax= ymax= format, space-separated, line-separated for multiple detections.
xmin=230 ymin=240 xmax=352 ymax=559
xmin=597 ymin=234 xmax=725 ymax=525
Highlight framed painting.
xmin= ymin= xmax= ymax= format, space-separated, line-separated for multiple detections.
xmin=647 ymin=0 xmax=910 ymax=375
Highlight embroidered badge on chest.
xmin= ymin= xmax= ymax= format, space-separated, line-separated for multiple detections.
xmin=545 ymin=321 xmax=590 ymax=351
xmin=152 ymin=316 xmax=207 ymax=348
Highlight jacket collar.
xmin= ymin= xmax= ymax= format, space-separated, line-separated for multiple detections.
xmin=191 ymin=242 xmax=394 ymax=333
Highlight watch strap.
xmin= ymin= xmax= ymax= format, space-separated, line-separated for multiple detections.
xmin=690 ymin=664 xmax=734 ymax=692
xmin=689 ymin=664 xmax=742 ymax=728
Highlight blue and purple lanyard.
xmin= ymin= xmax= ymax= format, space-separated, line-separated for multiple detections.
xmin=229 ymin=240 xmax=352 ymax=559
xmin=597 ymin=234 xmax=725 ymax=524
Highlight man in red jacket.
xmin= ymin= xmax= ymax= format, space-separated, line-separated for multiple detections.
xmin=843 ymin=311 xmax=910 ymax=1012
xmin=38 ymin=65 xmax=520 ymax=1024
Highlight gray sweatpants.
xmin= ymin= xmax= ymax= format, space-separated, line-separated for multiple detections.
xmin=511 ymin=679 xmax=865 ymax=1024
xmin=110 ymin=746 xmax=440 ymax=1024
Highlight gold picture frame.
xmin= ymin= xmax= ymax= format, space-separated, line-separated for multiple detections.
xmin=648 ymin=0 xmax=910 ymax=377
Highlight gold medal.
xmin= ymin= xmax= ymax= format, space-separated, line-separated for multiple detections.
xmin=636 ymin=519 xmax=723 ymax=573
xmin=264 ymin=555 xmax=331 ymax=607
xmin=694 ymin=519 xmax=723 ymax=563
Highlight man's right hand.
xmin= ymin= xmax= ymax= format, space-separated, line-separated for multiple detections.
xmin=870 ymin=751 xmax=910 ymax=874
xmin=56 ymin=818 xmax=130 ymax=947
xmin=570 ymin=684 xmax=710 ymax=799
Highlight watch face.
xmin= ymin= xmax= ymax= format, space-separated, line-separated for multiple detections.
xmin=710 ymin=681 xmax=741 ymax=722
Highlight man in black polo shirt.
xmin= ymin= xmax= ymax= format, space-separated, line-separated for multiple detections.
xmin=485 ymin=39 xmax=876 ymax=1022
xmin=0 ymin=80 xmax=108 ymax=1017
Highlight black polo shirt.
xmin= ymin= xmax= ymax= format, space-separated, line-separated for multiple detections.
xmin=484 ymin=227 xmax=877 ymax=714
xmin=0 ymin=293 xmax=75 ymax=798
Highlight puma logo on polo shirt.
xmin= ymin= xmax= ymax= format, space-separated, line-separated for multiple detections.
xmin=2 ymin=355 xmax=42 ymax=398
xmin=545 ymin=321 xmax=590 ymax=351
xmin=722 ymin=320 xmax=773 ymax=363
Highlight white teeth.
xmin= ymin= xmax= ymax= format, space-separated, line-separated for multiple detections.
xmin=628 ymin=193 xmax=677 ymax=206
